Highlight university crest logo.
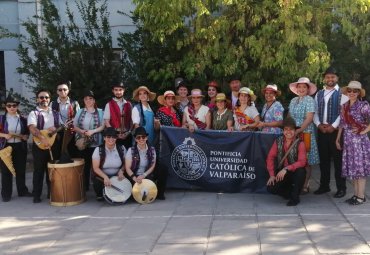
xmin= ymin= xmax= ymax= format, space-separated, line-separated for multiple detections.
xmin=171 ymin=137 xmax=207 ymax=180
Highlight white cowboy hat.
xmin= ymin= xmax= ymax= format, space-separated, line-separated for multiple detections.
xmin=289 ymin=77 xmax=317 ymax=96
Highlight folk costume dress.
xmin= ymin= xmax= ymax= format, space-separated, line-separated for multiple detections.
xmin=289 ymin=96 xmax=320 ymax=165
xmin=233 ymin=105 xmax=259 ymax=131
xmin=260 ymin=101 xmax=284 ymax=134
xmin=183 ymin=104 xmax=209 ymax=130
xmin=340 ymin=100 xmax=370 ymax=179
xmin=156 ymin=106 xmax=182 ymax=127
xmin=0 ymin=113 xmax=30 ymax=200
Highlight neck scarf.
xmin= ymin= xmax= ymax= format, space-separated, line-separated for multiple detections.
xmin=187 ymin=104 xmax=207 ymax=129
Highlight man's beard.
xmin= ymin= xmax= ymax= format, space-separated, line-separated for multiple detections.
xmin=39 ymin=101 xmax=49 ymax=107
xmin=115 ymin=94 xmax=123 ymax=99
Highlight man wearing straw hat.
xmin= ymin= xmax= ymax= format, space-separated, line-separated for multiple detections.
xmin=28 ymin=89 xmax=60 ymax=203
xmin=313 ymin=67 xmax=349 ymax=198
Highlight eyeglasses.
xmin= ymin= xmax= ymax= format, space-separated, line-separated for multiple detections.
xmin=135 ymin=135 xmax=147 ymax=140
xmin=347 ymin=89 xmax=359 ymax=93
xmin=38 ymin=96 xmax=50 ymax=100
xmin=105 ymin=135 xmax=117 ymax=139
xmin=6 ymin=104 xmax=18 ymax=108
xmin=58 ymin=88 xmax=68 ymax=92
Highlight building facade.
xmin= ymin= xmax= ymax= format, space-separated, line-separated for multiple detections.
xmin=0 ymin=0 xmax=135 ymax=101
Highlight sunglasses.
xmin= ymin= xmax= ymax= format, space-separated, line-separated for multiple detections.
xmin=135 ymin=135 xmax=147 ymax=140
xmin=58 ymin=88 xmax=68 ymax=92
xmin=6 ymin=104 xmax=18 ymax=108
xmin=38 ymin=96 xmax=50 ymax=100
xmin=347 ymin=89 xmax=359 ymax=93
xmin=105 ymin=135 xmax=117 ymax=139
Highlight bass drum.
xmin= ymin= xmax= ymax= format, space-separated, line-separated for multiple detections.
xmin=48 ymin=158 xmax=86 ymax=206
xmin=103 ymin=177 xmax=132 ymax=205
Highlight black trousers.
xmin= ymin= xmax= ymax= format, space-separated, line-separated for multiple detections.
xmin=1 ymin=142 xmax=29 ymax=199
xmin=267 ymin=168 xmax=306 ymax=202
xmin=32 ymin=142 xmax=58 ymax=199
xmin=80 ymin=146 xmax=96 ymax=190
xmin=116 ymin=134 xmax=132 ymax=150
xmin=317 ymin=130 xmax=346 ymax=191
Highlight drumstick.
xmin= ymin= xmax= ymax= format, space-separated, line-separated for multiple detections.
xmin=96 ymin=176 xmax=124 ymax=193
xmin=49 ymin=148 xmax=54 ymax=162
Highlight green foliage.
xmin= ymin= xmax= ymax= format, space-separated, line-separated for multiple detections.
xmin=9 ymin=0 xmax=122 ymax=106
xmin=124 ymin=0 xmax=369 ymax=104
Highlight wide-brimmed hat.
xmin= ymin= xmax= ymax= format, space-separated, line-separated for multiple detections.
xmin=228 ymin=75 xmax=241 ymax=83
xmin=238 ymin=87 xmax=257 ymax=101
xmin=215 ymin=93 xmax=227 ymax=102
xmin=133 ymin=126 xmax=148 ymax=137
xmin=289 ymin=77 xmax=317 ymax=96
xmin=282 ymin=116 xmax=299 ymax=129
xmin=111 ymin=81 xmax=125 ymax=89
xmin=133 ymin=86 xmax=156 ymax=102
xmin=342 ymin=81 xmax=365 ymax=98
xmin=323 ymin=66 xmax=338 ymax=76
xmin=261 ymin=84 xmax=281 ymax=97
xmin=188 ymin=89 xmax=204 ymax=99
xmin=82 ymin=89 xmax=95 ymax=98
xmin=5 ymin=94 xmax=20 ymax=105
xmin=157 ymin=90 xmax=180 ymax=105
xmin=103 ymin=127 xmax=118 ymax=138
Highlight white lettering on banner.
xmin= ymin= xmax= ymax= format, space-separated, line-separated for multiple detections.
xmin=209 ymin=171 xmax=256 ymax=179
xmin=210 ymin=151 xmax=242 ymax=157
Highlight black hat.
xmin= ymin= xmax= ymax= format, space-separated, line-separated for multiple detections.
xmin=111 ymin=81 xmax=125 ymax=88
xmin=323 ymin=66 xmax=338 ymax=76
xmin=282 ymin=116 xmax=298 ymax=129
xmin=175 ymin=77 xmax=187 ymax=90
xmin=82 ymin=90 xmax=95 ymax=98
xmin=133 ymin=126 xmax=148 ymax=137
xmin=5 ymin=94 xmax=20 ymax=105
xmin=228 ymin=75 xmax=241 ymax=83
xmin=103 ymin=127 xmax=118 ymax=137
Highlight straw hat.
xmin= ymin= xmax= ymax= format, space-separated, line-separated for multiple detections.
xmin=133 ymin=86 xmax=156 ymax=101
xmin=261 ymin=84 xmax=281 ymax=97
xmin=238 ymin=87 xmax=257 ymax=101
xmin=341 ymin=81 xmax=365 ymax=98
xmin=157 ymin=90 xmax=180 ymax=105
xmin=188 ymin=89 xmax=204 ymax=99
xmin=289 ymin=77 xmax=317 ymax=96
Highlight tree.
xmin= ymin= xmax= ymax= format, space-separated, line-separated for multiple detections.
xmin=123 ymin=0 xmax=369 ymax=103
xmin=1 ymin=0 xmax=122 ymax=106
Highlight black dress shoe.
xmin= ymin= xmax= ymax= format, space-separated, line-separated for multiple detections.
xmin=157 ymin=194 xmax=166 ymax=200
xmin=33 ymin=197 xmax=42 ymax=203
xmin=19 ymin=191 xmax=33 ymax=197
xmin=2 ymin=197 xmax=11 ymax=202
xmin=314 ymin=187 xmax=331 ymax=195
xmin=334 ymin=190 xmax=346 ymax=198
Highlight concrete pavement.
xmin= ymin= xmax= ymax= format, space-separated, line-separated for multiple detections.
xmin=1 ymin=167 xmax=370 ymax=255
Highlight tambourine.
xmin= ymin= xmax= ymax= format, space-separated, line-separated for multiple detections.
xmin=103 ymin=177 xmax=132 ymax=205
xmin=132 ymin=179 xmax=158 ymax=204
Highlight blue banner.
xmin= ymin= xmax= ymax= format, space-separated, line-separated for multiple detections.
xmin=160 ymin=127 xmax=278 ymax=193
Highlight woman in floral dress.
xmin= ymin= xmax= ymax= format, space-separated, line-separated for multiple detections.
xmin=288 ymin=77 xmax=320 ymax=194
xmin=336 ymin=81 xmax=370 ymax=205
xmin=257 ymin=84 xmax=284 ymax=134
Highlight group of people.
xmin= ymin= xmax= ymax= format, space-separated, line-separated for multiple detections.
xmin=0 ymin=66 xmax=369 ymax=207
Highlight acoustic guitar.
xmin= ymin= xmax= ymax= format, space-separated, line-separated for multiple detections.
xmin=33 ymin=120 xmax=72 ymax=150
